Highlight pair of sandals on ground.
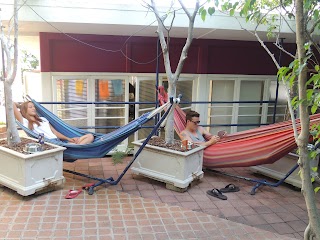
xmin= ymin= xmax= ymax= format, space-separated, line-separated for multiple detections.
xmin=207 ymin=183 xmax=240 ymax=200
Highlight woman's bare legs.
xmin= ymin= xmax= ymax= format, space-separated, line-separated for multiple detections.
xmin=77 ymin=134 xmax=94 ymax=144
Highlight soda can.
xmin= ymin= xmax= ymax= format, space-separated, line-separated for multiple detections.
xmin=38 ymin=133 xmax=45 ymax=144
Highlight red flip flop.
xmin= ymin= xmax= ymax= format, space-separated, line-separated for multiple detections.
xmin=65 ymin=189 xmax=82 ymax=199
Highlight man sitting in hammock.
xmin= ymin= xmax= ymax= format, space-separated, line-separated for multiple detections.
xmin=179 ymin=110 xmax=221 ymax=147
xmin=14 ymin=101 xmax=94 ymax=144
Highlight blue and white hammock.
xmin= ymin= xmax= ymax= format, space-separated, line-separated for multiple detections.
xmin=17 ymin=98 xmax=172 ymax=161
xmin=16 ymin=97 xmax=178 ymax=194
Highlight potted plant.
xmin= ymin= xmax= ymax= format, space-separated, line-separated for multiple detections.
xmin=131 ymin=1 xmax=203 ymax=192
xmin=132 ymin=137 xmax=205 ymax=192
xmin=0 ymin=1 xmax=65 ymax=196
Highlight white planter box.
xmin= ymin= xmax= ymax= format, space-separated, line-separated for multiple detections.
xmin=0 ymin=138 xmax=66 ymax=196
xmin=131 ymin=139 xmax=205 ymax=191
xmin=251 ymin=153 xmax=319 ymax=189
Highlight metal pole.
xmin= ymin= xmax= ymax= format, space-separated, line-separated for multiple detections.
xmin=155 ymin=37 xmax=160 ymax=133
xmin=273 ymin=38 xmax=284 ymax=123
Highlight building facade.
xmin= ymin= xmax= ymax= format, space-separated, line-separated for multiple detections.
xmin=0 ymin=0 xmax=296 ymax=148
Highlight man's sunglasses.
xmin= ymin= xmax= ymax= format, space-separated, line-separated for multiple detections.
xmin=190 ymin=120 xmax=200 ymax=125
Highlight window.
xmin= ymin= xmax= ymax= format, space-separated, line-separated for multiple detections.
xmin=55 ymin=77 xmax=126 ymax=135
xmin=209 ymin=80 xmax=234 ymax=134
xmin=267 ymin=81 xmax=287 ymax=123
xmin=209 ymin=76 xmax=285 ymax=133
xmin=238 ymin=81 xmax=264 ymax=132
xmin=56 ymin=79 xmax=89 ymax=129
xmin=94 ymin=79 xmax=125 ymax=134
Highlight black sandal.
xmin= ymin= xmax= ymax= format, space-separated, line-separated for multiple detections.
xmin=219 ymin=184 xmax=240 ymax=193
xmin=206 ymin=188 xmax=227 ymax=200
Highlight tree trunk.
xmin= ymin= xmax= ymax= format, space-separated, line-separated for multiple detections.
xmin=149 ymin=0 xmax=199 ymax=144
xmin=4 ymin=81 xmax=20 ymax=145
xmin=1 ymin=0 xmax=20 ymax=146
xmin=165 ymin=78 xmax=176 ymax=144
xmin=295 ymin=0 xmax=320 ymax=239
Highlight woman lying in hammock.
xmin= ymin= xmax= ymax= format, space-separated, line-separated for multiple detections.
xmin=14 ymin=101 xmax=94 ymax=144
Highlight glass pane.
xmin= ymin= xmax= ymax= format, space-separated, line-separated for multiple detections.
xmin=238 ymin=81 xmax=264 ymax=130
xmin=269 ymin=81 xmax=288 ymax=123
xmin=56 ymin=79 xmax=88 ymax=128
xmin=139 ymin=80 xmax=156 ymax=110
xmin=177 ymin=80 xmax=192 ymax=109
xmin=94 ymin=79 xmax=125 ymax=134
xmin=138 ymin=109 xmax=155 ymax=139
xmin=238 ymin=116 xmax=262 ymax=131
xmin=210 ymin=80 xmax=234 ymax=132
xmin=211 ymin=80 xmax=234 ymax=114
xmin=211 ymin=105 xmax=233 ymax=115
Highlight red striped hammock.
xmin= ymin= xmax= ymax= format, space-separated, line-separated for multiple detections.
xmin=157 ymin=87 xmax=320 ymax=168
xmin=177 ymin=106 xmax=320 ymax=168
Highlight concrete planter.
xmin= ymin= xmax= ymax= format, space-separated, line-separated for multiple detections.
xmin=0 ymin=138 xmax=66 ymax=196
xmin=251 ymin=153 xmax=319 ymax=188
xmin=131 ymin=139 xmax=205 ymax=191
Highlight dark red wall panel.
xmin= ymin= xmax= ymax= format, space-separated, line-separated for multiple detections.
xmin=129 ymin=40 xmax=162 ymax=73
xmin=207 ymin=41 xmax=278 ymax=75
xmin=40 ymin=32 xmax=296 ymax=75
xmin=51 ymin=40 xmax=126 ymax=72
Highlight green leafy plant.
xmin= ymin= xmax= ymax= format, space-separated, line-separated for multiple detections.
xmin=111 ymin=148 xmax=133 ymax=165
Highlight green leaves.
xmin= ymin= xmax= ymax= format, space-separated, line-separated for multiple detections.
xmin=199 ymin=4 xmax=216 ymax=21
xmin=208 ymin=7 xmax=215 ymax=15
xmin=277 ymin=60 xmax=320 ymax=113
xmin=200 ymin=7 xmax=207 ymax=21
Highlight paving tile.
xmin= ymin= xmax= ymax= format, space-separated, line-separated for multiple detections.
xmin=226 ymin=216 xmax=249 ymax=225
xmin=260 ymin=213 xmax=284 ymax=224
xmin=276 ymin=212 xmax=299 ymax=222
xmin=271 ymin=222 xmax=296 ymax=234
xmin=254 ymin=224 xmax=275 ymax=232
xmin=219 ymin=207 xmax=242 ymax=217
xmin=243 ymin=214 xmax=268 ymax=226
xmin=235 ymin=206 xmax=257 ymax=216
xmin=282 ymin=203 xmax=304 ymax=212
xmin=291 ymin=211 xmax=309 ymax=220
xmin=252 ymin=205 xmax=273 ymax=214
xmin=197 ymin=200 xmax=218 ymax=210
xmin=228 ymin=199 xmax=249 ymax=207
xmin=286 ymin=220 xmax=308 ymax=232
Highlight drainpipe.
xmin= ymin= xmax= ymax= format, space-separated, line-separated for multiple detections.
xmin=273 ymin=38 xmax=284 ymax=123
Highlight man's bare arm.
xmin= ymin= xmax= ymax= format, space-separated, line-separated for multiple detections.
xmin=179 ymin=131 xmax=192 ymax=142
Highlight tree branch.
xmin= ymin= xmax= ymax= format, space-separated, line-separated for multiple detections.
xmin=273 ymin=42 xmax=296 ymax=59
xmin=253 ymin=31 xmax=299 ymax=139
xmin=174 ymin=0 xmax=199 ymax=80
xmin=150 ymin=0 xmax=173 ymax=80
xmin=309 ymin=17 xmax=320 ymax=35
xmin=7 ymin=0 xmax=18 ymax=85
